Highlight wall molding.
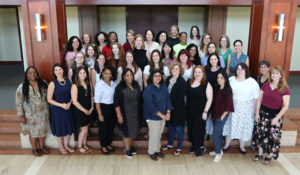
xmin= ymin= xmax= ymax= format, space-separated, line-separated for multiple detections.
xmin=0 ymin=61 xmax=22 ymax=65
xmin=289 ymin=71 xmax=300 ymax=75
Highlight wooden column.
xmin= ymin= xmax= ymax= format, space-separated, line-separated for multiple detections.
xmin=21 ymin=0 xmax=68 ymax=82
xmin=248 ymin=0 xmax=297 ymax=80
xmin=78 ymin=6 xmax=99 ymax=42
xmin=207 ymin=6 xmax=227 ymax=44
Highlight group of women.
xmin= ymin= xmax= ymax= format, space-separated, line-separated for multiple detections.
xmin=16 ymin=25 xmax=290 ymax=164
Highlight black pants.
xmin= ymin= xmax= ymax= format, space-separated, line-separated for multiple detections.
xmin=187 ymin=112 xmax=206 ymax=150
xmin=98 ymin=103 xmax=116 ymax=147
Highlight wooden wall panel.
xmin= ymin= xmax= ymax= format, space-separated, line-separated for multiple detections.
xmin=207 ymin=6 xmax=227 ymax=44
xmin=78 ymin=6 xmax=99 ymax=41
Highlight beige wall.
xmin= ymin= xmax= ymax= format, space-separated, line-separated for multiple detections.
xmin=66 ymin=6 xmax=80 ymax=40
xmin=17 ymin=7 xmax=27 ymax=70
xmin=0 ymin=8 xmax=22 ymax=62
xmin=290 ymin=7 xmax=300 ymax=71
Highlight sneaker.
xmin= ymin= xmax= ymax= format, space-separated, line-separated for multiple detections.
xmin=189 ymin=147 xmax=195 ymax=154
xmin=130 ymin=148 xmax=137 ymax=155
xmin=123 ymin=149 xmax=133 ymax=159
xmin=162 ymin=145 xmax=173 ymax=151
xmin=210 ymin=150 xmax=223 ymax=156
xmin=214 ymin=155 xmax=222 ymax=163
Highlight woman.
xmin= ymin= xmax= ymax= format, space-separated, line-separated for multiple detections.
xmin=155 ymin=30 xmax=168 ymax=51
xmin=91 ymin=53 xmax=107 ymax=88
xmin=65 ymin=36 xmax=83 ymax=62
xmin=114 ymin=68 xmax=142 ymax=158
xmin=123 ymin=30 xmax=135 ymax=52
xmin=186 ymin=65 xmax=213 ymax=157
xmin=144 ymin=29 xmax=160 ymax=53
xmin=161 ymin=41 xmax=175 ymax=67
xmin=177 ymin=49 xmax=194 ymax=81
xmin=109 ymin=42 xmax=124 ymax=69
xmin=16 ymin=66 xmax=50 ymax=156
xmin=201 ymin=42 xmax=225 ymax=68
xmin=223 ymin=63 xmax=260 ymax=154
xmin=210 ymin=71 xmax=234 ymax=163
xmin=81 ymin=33 xmax=92 ymax=54
xmin=199 ymin=33 xmax=211 ymax=58
xmin=94 ymin=65 xmax=117 ymax=155
xmin=227 ymin=40 xmax=249 ymax=77
xmin=257 ymin=60 xmax=271 ymax=88
xmin=188 ymin=25 xmax=201 ymax=47
xmin=94 ymin=31 xmax=107 ymax=53
xmin=167 ymin=24 xmax=180 ymax=47
xmin=187 ymin=43 xmax=201 ymax=65
xmin=71 ymin=67 xmax=94 ymax=153
xmin=143 ymin=69 xmax=173 ymax=161
xmin=218 ymin=35 xmax=232 ymax=70
xmin=173 ymin=32 xmax=189 ymax=57
xmin=69 ymin=52 xmax=91 ymax=82
xmin=133 ymin=34 xmax=150 ymax=71
xmin=47 ymin=64 xmax=75 ymax=154
xmin=117 ymin=50 xmax=143 ymax=90
xmin=252 ymin=66 xmax=290 ymax=164
xmin=102 ymin=31 xmax=118 ymax=58
xmin=163 ymin=62 xmax=187 ymax=156
xmin=143 ymin=49 xmax=170 ymax=87
xmin=85 ymin=44 xmax=97 ymax=69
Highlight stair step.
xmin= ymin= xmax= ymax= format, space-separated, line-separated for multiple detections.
xmin=283 ymin=118 xmax=299 ymax=131
xmin=0 ymin=122 xmax=21 ymax=134
xmin=285 ymin=108 xmax=300 ymax=120
xmin=0 ymin=134 xmax=21 ymax=148
xmin=0 ymin=110 xmax=20 ymax=122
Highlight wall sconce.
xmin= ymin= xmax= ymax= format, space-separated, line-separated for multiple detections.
xmin=273 ymin=14 xmax=285 ymax=42
xmin=34 ymin=13 xmax=46 ymax=42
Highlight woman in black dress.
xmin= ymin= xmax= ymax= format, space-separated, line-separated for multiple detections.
xmin=257 ymin=60 xmax=271 ymax=88
xmin=186 ymin=65 xmax=213 ymax=157
xmin=71 ymin=66 xmax=94 ymax=153
xmin=133 ymin=34 xmax=150 ymax=71
xmin=114 ymin=68 xmax=142 ymax=158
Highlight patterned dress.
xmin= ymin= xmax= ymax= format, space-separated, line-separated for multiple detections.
xmin=16 ymin=83 xmax=50 ymax=138
xmin=228 ymin=53 xmax=247 ymax=77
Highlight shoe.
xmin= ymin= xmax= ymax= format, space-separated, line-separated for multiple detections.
xmin=189 ymin=147 xmax=195 ymax=154
xmin=174 ymin=149 xmax=182 ymax=156
xmin=107 ymin=145 xmax=116 ymax=152
xmin=78 ymin=147 xmax=88 ymax=154
xmin=39 ymin=147 xmax=50 ymax=154
xmin=100 ymin=147 xmax=110 ymax=155
xmin=162 ymin=145 xmax=173 ymax=151
xmin=32 ymin=149 xmax=42 ymax=157
xmin=65 ymin=147 xmax=75 ymax=153
xmin=130 ymin=148 xmax=137 ymax=155
xmin=58 ymin=148 xmax=68 ymax=155
xmin=239 ymin=148 xmax=247 ymax=155
xmin=210 ymin=150 xmax=223 ymax=156
xmin=155 ymin=152 xmax=165 ymax=158
xmin=263 ymin=157 xmax=272 ymax=165
xmin=123 ymin=149 xmax=133 ymax=159
xmin=149 ymin=154 xmax=158 ymax=161
xmin=222 ymin=146 xmax=231 ymax=152
xmin=253 ymin=155 xmax=263 ymax=161
xmin=196 ymin=147 xmax=206 ymax=158
xmin=214 ymin=155 xmax=222 ymax=163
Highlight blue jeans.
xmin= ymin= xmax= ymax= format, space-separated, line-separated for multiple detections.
xmin=167 ymin=123 xmax=184 ymax=150
xmin=212 ymin=117 xmax=228 ymax=154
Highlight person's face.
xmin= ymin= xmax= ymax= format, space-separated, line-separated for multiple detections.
xmin=159 ymin=33 xmax=167 ymax=43
xmin=146 ymin=31 xmax=153 ymax=41
xmin=109 ymin=33 xmax=117 ymax=43
xmin=135 ymin=37 xmax=143 ymax=48
xmin=97 ymin=55 xmax=106 ymax=66
xmin=236 ymin=65 xmax=246 ymax=78
xmin=54 ymin=66 xmax=64 ymax=78
xmin=27 ymin=68 xmax=37 ymax=81
xmin=217 ymin=73 xmax=225 ymax=86
xmin=208 ymin=44 xmax=216 ymax=54
xmin=171 ymin=65 xmax=180 ymax=77
xmin=203 ymin=35 xmax=211 ymax=45
xmin=234 ymin=42 xmax=243 ymax=53
xmin=171 ymin=26 xmax=178 ymax=36
xmin=75 ymin=53 xmax=84 ymax=64
xmin=72 ymin=38 xmax=79 ymax=50
xmin=98 ymin=33 xmax=106 ymax=43
xmin=127 ymin=33 xmax=134 ymax=43
xmin=126 ymin=53 xmax=134 ymax=64
xmin=102 ymin=69 xmax=112 ymax=82
xmin=152 ymin=52 xmax=160 ymax=63
xmin=179 ymin=53 xmax=188 ymax=63
xmin=220 ymin=37 xmax=227 ymax=48
xmin=194 ymin=68 xmax=203 ymax=80
xmin=163 ymin=44 xmax=171 ymax=54
xmin=83 ymin=34 xmax=90 ymax=44
xmin=192 ymin=27 xmax=198 ymax=37
xmin=271 ymin=70 xmax=282 ymax=82
xmin=180 ymin=34 xmax=187 ymax=44
xmin=87 ymin=46 xmax=95 ymax=57
xmin=66 ymin=59 xmax=74 ymax=69
xmin=124 ymin=71 xmax=134 ymax=85
xmin=112 ymin=44 xmax=119 ymax=55
xmin=209 ymin=55 xmax=219 ymax=67
xmin=153 ymin=72 xmax=162 ymax=84
xmin=78 ymin=69 xmax=87 ymax=81
xmin=260 ymin=64 xmax=270 ymax=75
xmin=189 ymin=46 xmax=197 ymax=57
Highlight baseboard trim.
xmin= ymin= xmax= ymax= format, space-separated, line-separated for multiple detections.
xmin=289 ymin=71 xmax=300 ymax=75
xmin=0 ymin=61 xmax=22 ymax=65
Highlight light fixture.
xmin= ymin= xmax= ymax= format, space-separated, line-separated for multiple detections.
xmin=273 ymin=14 xmax=285 ymax=42
xmin=34 ymin=13 xmax=46 ymax=42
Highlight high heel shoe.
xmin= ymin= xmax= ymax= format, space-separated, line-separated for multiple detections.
xmin=239 ymin=148 xmax=247 ymax=155
xmin=222 ymin=146 xmax=231 ymax=152
xmin=58 ymin=148 xmax=68 ymax=155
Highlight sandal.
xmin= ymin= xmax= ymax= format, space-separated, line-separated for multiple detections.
xmin=174 ymin=149 xmax=182 ymax=156
xmin=32 ymin=149 xmax=42 ymax=157
xmin=65 ymin=147 xmax=75 ymax=153
xmin=58 ymin=148 xmax=68 ymax=155
xmin=78 ymin=147 xmax=88 ymax=154
xmin=263 ymin=157 xmax=272 ymax=165
xmin=107 ymin=145 xmax=116 ymax=152
xmin=253 ymin=155 xmax=263 ymax=161
xmin=83 ymin=145 xmax=92 ymax=153
xmin=39 ymin=147 xmax=50 ymax=154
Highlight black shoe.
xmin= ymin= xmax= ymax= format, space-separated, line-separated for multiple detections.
xmin=107 ymin=146 xmax=116 ymax=152
xmin=222 ymin=146 xmax=231 ymax=152
xmin=149 ymin=154 xmax=158 ymax=161
xmin=189 ymin=147 xmax=195 ymax=154
xmin=240 ymin=148 xmax=247 ymax=155
xmin=155 ymin=152 xmax=165 ymax=158
xmin=130 ymin=148 xmax=137 ymax=155
xmin=196 ymin=147 xmax=206 ymax=157
xmin=123 ymin=149 xmax=133 ymax=159
xmin=100 ymin=147 xmax=110 ymax=155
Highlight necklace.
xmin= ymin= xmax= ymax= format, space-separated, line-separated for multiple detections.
xmin=84 ymin=88 xmax=88 ymax=96
xmin=58 ymin=80 xmax=66 ymax=86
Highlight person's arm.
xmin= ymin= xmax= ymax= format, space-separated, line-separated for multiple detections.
xmin=47 ymin=82 xmax=69 ymax=110
xmin=203 ymin=83 xmax=213 ymax=120
xmin=220 ymin=112 xmax=229 ymax=120
xmin=272 ymin=95 xmax=290 ymax=125
xmin=226 ymin=54 xmax=231 ymax=75
xmin=90 ymin=69 xmax=96 ymax=92
xmin=117 ymin=67 xmax=122 ymax=84
xmin=143 ymin=74 xmax=149 ymax=87
xmin=114 ymin=86 xmax=123 ymax=124
xmin=15 ymin=84 xmax=26 ymax=124
xmin=137 ymin=68 xmax=143 ymax=91
xmin=94 ymin=84 xmax=104 ymax=122
xmin=146 ymin=51 xmax=151 ymax=62
xmin=165 ymin=86 xmax=173 ymax=121
xmin=246 ymin=56 xmax=250 ymax=68
xmin=71 ymin=84 xmax=89 ymax=115
xmin=255 ymin=90 xmax=263 ymax=122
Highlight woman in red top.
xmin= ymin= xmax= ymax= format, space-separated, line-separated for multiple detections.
xmin=252 ymin=66 xmax=290 ymax=164
xmin=123 ymin=30 xmax=135 ymax=52
xmin=102 ymin=31 xmax=118 ymax=58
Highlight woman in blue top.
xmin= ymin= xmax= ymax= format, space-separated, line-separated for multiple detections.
xmin=143 ymin=69 xmax=173 ymax=161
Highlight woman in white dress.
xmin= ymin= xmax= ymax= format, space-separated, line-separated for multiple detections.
xmin=177 ymin=49 xmax=194 ymax=81
xmin=144 ymin=29 xmax=160 ymax=53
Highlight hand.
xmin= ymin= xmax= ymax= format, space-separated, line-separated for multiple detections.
xmin=118 ymin=116 xmax=123 ymax=124
xmin=255 ymin=113 xmax=260 ymax=123
xmin=99 ymin=114 xmax=104 ymax=122
xmin=271 ymin=117 xmax=279 ymax=126
xmin=221 ymin=116 xmax=225 ymax=121
xmin=202 ymin=112 xmax=208 ymax=120
xmin=161 ymin=114 xmax=166 ymax=120
xmin=88 ymin=108 xmax=94 ymax=115
xmin=61 ymin=103 xmax=70 ymax=110
xmin=19 ymin=116 xmax=27 ymax=124
xmin=165 ymin=113 xmax=170 ymax=121
xmin=83 ymin=109 xmax=90 ymax=115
